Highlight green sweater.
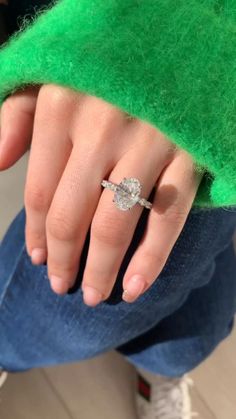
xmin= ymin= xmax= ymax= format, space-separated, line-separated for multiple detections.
xmin=0 ymin=0 xmax=235 ymax=208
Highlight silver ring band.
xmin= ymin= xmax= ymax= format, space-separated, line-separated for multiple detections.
xmin=101 ymin=177 xmax=152 ymax=211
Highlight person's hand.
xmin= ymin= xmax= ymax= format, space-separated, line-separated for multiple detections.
xmin=0 ymin=84 xmax=203 ymax=306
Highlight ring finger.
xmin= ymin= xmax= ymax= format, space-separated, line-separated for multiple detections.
xmin=81 ymin=122 xmax=175 ymax=306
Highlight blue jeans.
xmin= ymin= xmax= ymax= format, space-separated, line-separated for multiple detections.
xmin=0 ymin=206 xmax=236 ymax=376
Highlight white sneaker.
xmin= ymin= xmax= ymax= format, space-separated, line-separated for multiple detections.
xmin=136 ymin=368 xmax=198 ymax=419
xmin=0 ymin=370 xmax=7 ymax=389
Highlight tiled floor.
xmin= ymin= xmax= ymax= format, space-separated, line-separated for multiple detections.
xmin=0 ymin=153 xmax=236 ymax=419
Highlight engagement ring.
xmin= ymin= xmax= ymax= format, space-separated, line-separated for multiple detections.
xmin=101 ymin=177 xmax=152 ymax=211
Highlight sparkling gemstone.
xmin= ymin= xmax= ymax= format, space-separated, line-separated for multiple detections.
xmin=114 ymin=177 xmax=141 ymax=211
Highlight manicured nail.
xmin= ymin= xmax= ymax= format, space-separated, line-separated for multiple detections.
xmin=50 ymin=275 xmax=70 ymax=295
xmin=122 ymin=274 xmax=146 ymax=303
xmin=83 ymin=286 xmax=103 ymax=307
xmin=31 ymin=248 xmax=46 ymax=265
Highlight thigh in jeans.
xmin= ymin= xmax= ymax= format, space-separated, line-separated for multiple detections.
xmin=118 ymin=239 xmax=236 ymax=376
xmin=0 ymin=206 xmax=235 ymax=372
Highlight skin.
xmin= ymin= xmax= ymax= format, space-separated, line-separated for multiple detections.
xmin=0 ymin=84 xmax=203 ymax=306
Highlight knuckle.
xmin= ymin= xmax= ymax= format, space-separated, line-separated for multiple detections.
xmin=144 ymin=249 xmax=167 ymax=269
xmin=83 ymin=274 xmax=111 ymax=291
xmin=24 ymin=185 xmax=48 ymax=212
xmin=91 ymin=213 xmax=128 ymax=247
xmin=94 ymin=109 xmax=119 ymax=134
xmin=2 ymin=97 xmax=15 ymax=114
xmin=26 ymin=227 xmax=44 ymax=244
xmin=49 ymin=263 xmax=75 ymax=277
xmin=161 ymin=203 xmax=188 ymax=225
xmin=38 ymin=84 xmax=76 ymax=113
xmin=1 ymin=90 xmax=38 ymax=118
xmin=46 ymin=210 xmax=76 ymax=241
xmin=81 ymin=97 xmax=121 ymax=138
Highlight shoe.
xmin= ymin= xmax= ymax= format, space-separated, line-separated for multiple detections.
xmin=136 ymin=368 xmax=198 ymax=419
xmin=0 ymin=370 xmax=7 ymax=389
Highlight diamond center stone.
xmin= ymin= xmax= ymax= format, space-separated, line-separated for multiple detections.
xmin=114 ymin=178 xmax=142 ymax=211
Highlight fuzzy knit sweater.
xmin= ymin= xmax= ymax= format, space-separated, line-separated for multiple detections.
xmin=0 ymin=0 xmax=235 ymax=208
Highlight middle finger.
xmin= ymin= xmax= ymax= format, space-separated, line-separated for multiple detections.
xmin=46 ymin=97 xmax=126 ymax=294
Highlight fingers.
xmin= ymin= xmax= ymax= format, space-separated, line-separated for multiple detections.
xmin=24 ymin=85 xmax=76 ymax=264
xmin=81 ymin=122 xmax=174 ymax=306
xmin=122 ymin=149 xmax=203 ymax=303
xmin=45 ymin=144 xmax=106 ymax=294
xmin=44 ymin=95 xmax=126 ymax=294
xmin=18 ymin=82 xmax=200 ymax=309
xmin=0 ymin=87 xmax=39 ymax=170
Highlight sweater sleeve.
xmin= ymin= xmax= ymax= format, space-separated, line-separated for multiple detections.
xmin=0 ymin=0 xmax=235 ymax=208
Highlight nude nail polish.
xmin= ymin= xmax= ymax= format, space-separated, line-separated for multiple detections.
xmin=83 ymin=286 xmax=103 ymax=307
xmin=122 ymin=274 xmax=146 ymax=303
xmin=31 ymin=248 xmax=46 ymax=265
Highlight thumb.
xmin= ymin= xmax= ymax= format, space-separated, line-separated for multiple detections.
xmin=0 ymin=86 xmax=39 ymax=170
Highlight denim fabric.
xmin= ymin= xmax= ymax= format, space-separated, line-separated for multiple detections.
xmin=0 ymin=206 xmax=236 ymax=376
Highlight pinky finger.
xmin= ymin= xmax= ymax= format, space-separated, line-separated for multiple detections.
xmin=122 ymin=150 xmax=203 ymax=303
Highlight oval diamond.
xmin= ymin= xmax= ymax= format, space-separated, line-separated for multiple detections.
xmin=114 ymin=177 xmax=141 ymax=211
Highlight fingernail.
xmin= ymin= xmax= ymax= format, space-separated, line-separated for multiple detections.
xmin=83 ymin=286 xmax=103 ymax=307
xmin=31 ymin=248 xmax=46 ymax=265
xmin=50 ymin=275 xmax=70 ymax=295
xmin=122 ymin=274 xmax=146 ymax=303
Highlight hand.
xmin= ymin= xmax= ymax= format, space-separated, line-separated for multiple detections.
xmin=0 ymin=84 xmax=203 ymax=306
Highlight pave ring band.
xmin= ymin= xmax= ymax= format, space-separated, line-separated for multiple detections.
xmin=101 ymin=177 xmax=152 ymax=211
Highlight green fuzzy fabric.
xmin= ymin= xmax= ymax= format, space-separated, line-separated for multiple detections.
xmin=0 ymin=0 xmax=235 ymax=208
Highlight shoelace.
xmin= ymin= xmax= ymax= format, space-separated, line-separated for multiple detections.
xmin=0 ymin=371 xmax=8 ymax=389
xmin=153 ymin=375 xmax=199 ymax=419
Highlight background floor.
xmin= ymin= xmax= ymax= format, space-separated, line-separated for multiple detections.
xmin=0 ymin=154 xmax=236 ymax=419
